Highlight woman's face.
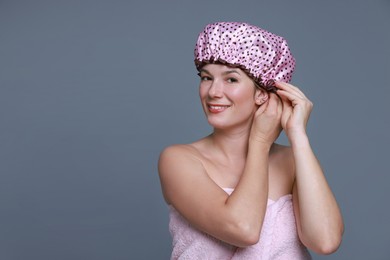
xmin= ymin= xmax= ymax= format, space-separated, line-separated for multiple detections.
xmin=198 ymin=64 xmax=266 ymax=130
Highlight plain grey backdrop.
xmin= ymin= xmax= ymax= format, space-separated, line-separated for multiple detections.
xmin=1 ymin=0 xmax=389 ymax=259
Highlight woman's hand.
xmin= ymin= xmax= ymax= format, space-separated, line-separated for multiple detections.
xmin=275 ymin=82 xmax=313 ymax=139
xmin=250 ymin=93 xmax=283 ymax=145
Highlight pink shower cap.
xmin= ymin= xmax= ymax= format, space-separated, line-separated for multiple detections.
xmin=194 ymin=22 xmax=296 ymax=91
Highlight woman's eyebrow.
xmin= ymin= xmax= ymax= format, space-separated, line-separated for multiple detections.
xmin=222 ymin=70 xmax=241 ymax=76
xmin=199 ymin=68 xmax=210 ymax=74
xmin=199 ymin=69 xmax=240 ymax=75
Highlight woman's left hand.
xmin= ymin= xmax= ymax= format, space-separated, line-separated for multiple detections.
xmin=275 ymin=81 xmax=313 ymax=139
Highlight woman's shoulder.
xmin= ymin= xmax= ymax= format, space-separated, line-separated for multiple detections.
xmin=160 ymin=137 xmax=208 ymax=159
xmin=270 ymin=143 xmax=294 ymax=170
xmin=158 ymin=140 xmax=210 ymax=205
xmin=159 ymin=140 xmax=207 ymax=170
xmin=269 ymin=143 xmax=295 ymax=194
xmin=160 ymin=142 xmax=202 ymax=159
xmin=270 ymin=143 xmax=292 ymax=157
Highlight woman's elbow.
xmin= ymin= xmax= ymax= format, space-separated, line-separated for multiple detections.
xmin=238 ymin=232 xmax=260 ymax=247
xmin=231 ymin=222 xmax=261 ymax=247
xmin=223 ymin=211 xmax=264 ymax=247
xmin=313 ymin=234 xmax=343 ymax=255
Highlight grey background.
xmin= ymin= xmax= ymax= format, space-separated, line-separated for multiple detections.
xmin=1 ymin=0 xmax=389 ymax=259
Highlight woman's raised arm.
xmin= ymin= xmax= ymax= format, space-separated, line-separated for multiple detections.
xmin=276 ymin=81 xmax=344 ymax=254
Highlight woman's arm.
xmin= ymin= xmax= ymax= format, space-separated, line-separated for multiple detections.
xmin=158 ymin=94 xmax=282 ymax=247
xmin=275 ymin=81 xmax=344 ymax=254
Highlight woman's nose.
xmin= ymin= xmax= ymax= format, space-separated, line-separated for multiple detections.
xmin=208 ymin=80 xmax=223 ymax=98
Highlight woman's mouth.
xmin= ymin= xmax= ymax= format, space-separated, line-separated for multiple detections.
xmin=207 ymin=104 xmax=231 ymax=113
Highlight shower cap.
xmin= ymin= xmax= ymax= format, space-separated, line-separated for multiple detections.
xmin=194 ymin=22 xmax=296 ymax=91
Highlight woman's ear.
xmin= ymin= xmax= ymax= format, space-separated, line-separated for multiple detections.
xmin=255 ymin=88 xmax=269 ymax=105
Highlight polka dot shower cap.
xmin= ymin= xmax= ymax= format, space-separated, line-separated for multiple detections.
xmin=194 ymin=22 xmax=296 ymax=91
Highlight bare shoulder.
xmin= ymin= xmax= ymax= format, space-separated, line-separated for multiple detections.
xmin=269 ymin=143 xmax=295 ymax=195
xmin=159 ymin=143 xmax=194 ymax=157
xmin=159 ymin=143 xmax=202 ymax=168
xmin=270 ymin=143 xmax=293 ymax=163
xmin=158 ymin=142 xmax=209 ymax=204
xmin=159 ymin=136 xmax=210 ymax=166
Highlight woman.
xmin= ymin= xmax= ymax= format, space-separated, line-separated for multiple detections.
xmin=158 ymin=22 xmax=344 ymax=259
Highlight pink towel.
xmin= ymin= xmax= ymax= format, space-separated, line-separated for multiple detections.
xmin=168 ymin=188 xmax=311 ymax=259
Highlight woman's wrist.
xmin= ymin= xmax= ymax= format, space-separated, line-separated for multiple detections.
xmin=287 ymin=129 xmax=310 ymax=148
xmin=248 ymin=136 xmax=273 ymax=152
xmin=249 ymin=127 xmax=280 ymax=149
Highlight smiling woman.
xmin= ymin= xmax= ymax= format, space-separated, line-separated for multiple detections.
xmin=198 ymin=65 xmax=266 ymax=131
xmin=158 ymin=22 xmax=344 ymax=260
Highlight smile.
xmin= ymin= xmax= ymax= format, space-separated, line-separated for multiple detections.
xmin=207 ymin=104 xmax=231 ymax=113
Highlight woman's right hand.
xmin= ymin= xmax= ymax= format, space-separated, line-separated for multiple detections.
xmin=250 ymin=93 xmax=283 ymax=145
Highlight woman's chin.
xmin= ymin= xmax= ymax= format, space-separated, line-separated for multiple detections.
xmin=207 ymin=118 xmax=250 ymax=131
xmin=207 ymin=118 xmax=229 ymax=129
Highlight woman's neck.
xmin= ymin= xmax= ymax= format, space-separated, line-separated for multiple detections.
xmin=208 ymin=126 xmax=251 ymax=162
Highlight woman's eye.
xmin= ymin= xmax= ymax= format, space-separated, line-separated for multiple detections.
xmin=197 ymin=72 xmax=212 ymax=81
xmin=227 ymin=78 xmax=238 ymax=83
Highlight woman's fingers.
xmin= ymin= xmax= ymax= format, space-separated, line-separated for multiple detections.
xmin=268 ymin=93 xmax=283 ymax=117
xmin=275 ymin=81 xmax=307 ymax=99
xmin=275 ymin=82 xmax=313 ymax=110
xmin=280 ymin=93 xmax=293 ymax=113
xmin=276 ymin=89 xmax=301 ymax=107
xmin=268 ymin=92 xmax=280 ymax=108
xmin=252 ymin=93 xmax=283 ymax=144
xmin=256 ymin=92 xmax=280 ymax=116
